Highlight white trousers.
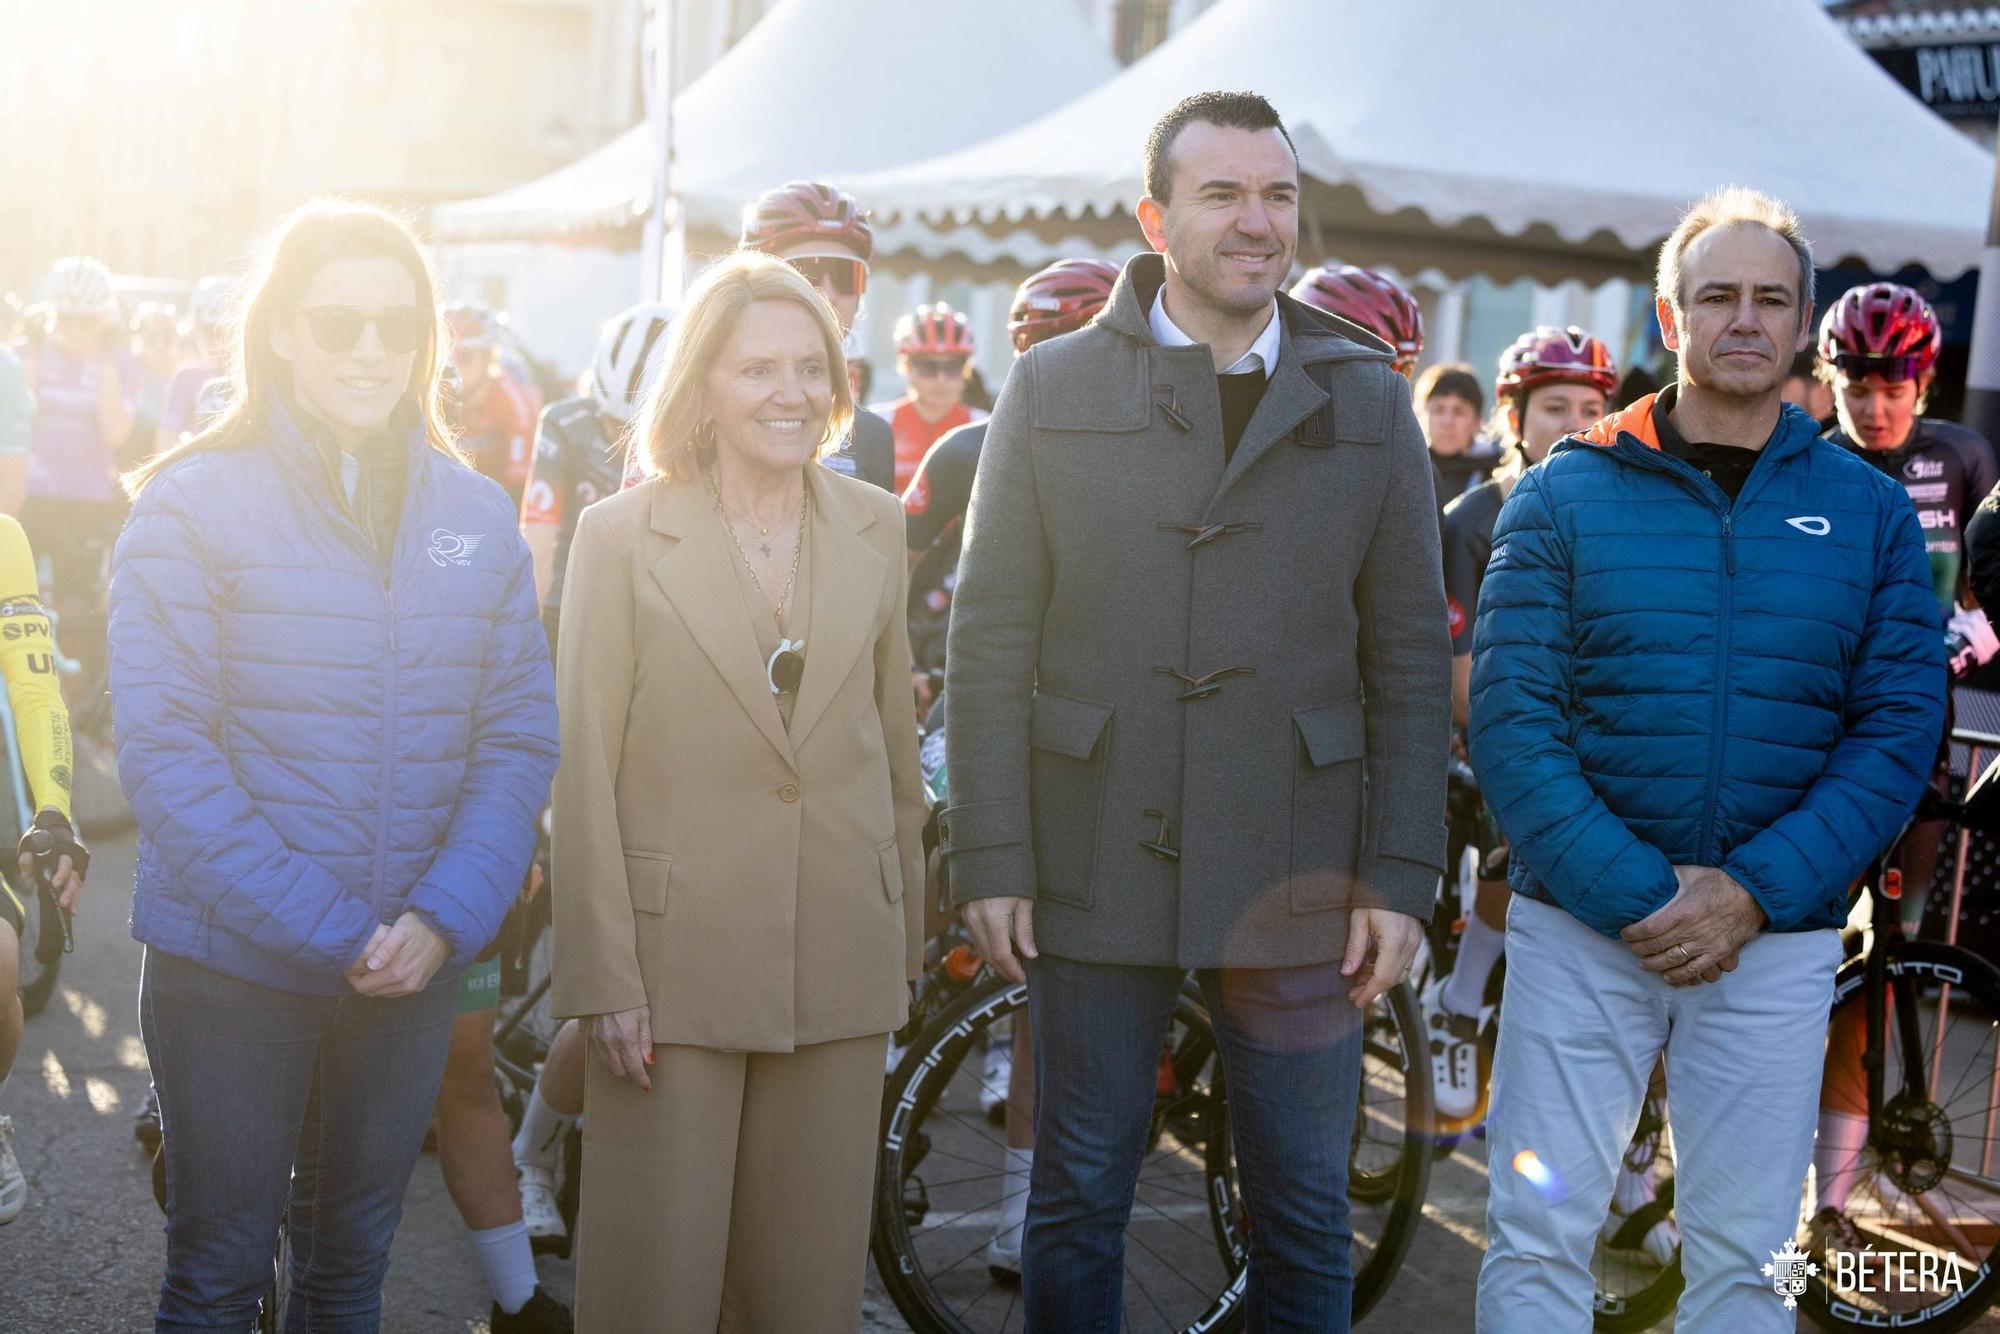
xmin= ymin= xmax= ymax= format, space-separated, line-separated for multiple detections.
xmin=1477 ymin=893 xmax=1842 ymax=1333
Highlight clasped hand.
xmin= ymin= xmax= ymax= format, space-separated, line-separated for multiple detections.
xmin=1619 ymin=865 xmax=1766 ymax=987
xmin=344 ymin=911 xmax=449 ymax=998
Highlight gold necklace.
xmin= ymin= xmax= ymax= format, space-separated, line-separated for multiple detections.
xmin=711 ymin=473 xmax=808 ymax=625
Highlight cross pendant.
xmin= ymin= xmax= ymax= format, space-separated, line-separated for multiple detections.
xmin=758 ymin=541 xmax=773 ymax=558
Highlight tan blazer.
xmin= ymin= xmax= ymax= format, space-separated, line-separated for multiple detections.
xmin=550 ymin=464 xmax=926 ymax=1052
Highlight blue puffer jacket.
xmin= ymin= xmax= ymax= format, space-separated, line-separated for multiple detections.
xmin=110 ymin=400 xmax=559 ymax=993
xmin=1469 ymin=394 xmax=1944 ymax=936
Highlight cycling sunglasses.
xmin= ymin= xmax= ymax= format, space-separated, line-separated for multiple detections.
xmin=301 ymin=305 xmax=426 ymax=356
xmin=787 ymin=256 xmax=868 ymax=298
xmin=908 ymin=356 xmax=967 ymax=379
xmin=1829 ymin=351 xmax=1924 ymax=383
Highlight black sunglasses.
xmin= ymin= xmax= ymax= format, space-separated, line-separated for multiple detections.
xmin=788 ymin=256 xmax=868 ymax=298
xmin=908 ymin=356 xmax=966 ymax=378
xmin=301 ymin=305 xmax=426 ymax=356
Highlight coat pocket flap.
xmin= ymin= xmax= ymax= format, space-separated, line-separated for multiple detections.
xmin=1029 ymin=690 xmax=1114 ymax=760
xmin=622 ymin=848 xmax=673 ymax=915
xmin=1294 ymin=702 xmax=1367 ymax=768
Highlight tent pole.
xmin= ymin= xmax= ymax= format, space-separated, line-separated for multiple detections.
xmin=641 ymin=0 xmax=683 ymax=305
xmin=1962 ymin=113 xmax=2000 ymax=448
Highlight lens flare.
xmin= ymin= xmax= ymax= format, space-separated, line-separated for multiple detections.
xmin=1512 ymin=1148 xmax=1560 ymax=1195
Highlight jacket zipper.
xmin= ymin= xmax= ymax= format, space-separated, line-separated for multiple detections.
xmin=1604 ymin=438 xmax=1740 ymax=863
xmin=1704 ymin=510 xmax=1733 ymax=862
xmin=373 ymin=574 xmax=397 ymax=922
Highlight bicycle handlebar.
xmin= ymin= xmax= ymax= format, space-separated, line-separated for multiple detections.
xmin=24 ymin=827 xmax=73 ymax=958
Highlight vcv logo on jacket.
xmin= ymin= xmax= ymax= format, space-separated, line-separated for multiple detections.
xmin=428 ymin=529 xmax=484 ymax=567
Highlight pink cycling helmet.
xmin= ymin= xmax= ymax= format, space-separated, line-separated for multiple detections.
xmin=1818 ymin=282 xmax=1940 ymax=381
xmin=1289 ymin=265 xmax=1424 ymax=374
xmin=1495 ymin=325 xmax=1617 ymax=398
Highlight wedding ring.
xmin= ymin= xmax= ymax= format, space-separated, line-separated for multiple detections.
xmin=1674 ymin=944 xmax=1691 ymax=964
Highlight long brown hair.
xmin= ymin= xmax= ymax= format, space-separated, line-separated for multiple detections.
xmin=125 ymin=199 xmax=460 ymax=496
xmin=634 ymin=251 xmax=853 ymax=484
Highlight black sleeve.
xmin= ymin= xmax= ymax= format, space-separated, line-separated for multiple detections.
xmin=1968 ymin=479 xmax=2000 ymax=614
xmin=1441 ymin=490 xmax=1493 ymax=656
xmin=903 ymin=422 xmax=983 ymax=552
xmin=849 ymin=409 xmax=897 ymax=494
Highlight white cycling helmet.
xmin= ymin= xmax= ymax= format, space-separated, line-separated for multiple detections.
xmin=186 ymin=275 xmax=239 ymax=333
xmin=44 ymin=257 xmax=117 ymax=318
xmin=589 ymin=302 xmax=673 ymax=423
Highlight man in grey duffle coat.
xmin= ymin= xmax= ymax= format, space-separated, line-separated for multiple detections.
xmin=941 ymin=91 xmax=1450 ymax=1331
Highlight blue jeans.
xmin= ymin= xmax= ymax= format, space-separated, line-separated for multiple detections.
xmin=1022 ymin=952 xmax=1364 ymax=1333
xmin=140 ymin=947 xmax=458 ymax=1333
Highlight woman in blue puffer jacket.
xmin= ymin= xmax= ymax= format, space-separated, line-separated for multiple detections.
xmin=110 ymin=201 xmax=558 ymax=1332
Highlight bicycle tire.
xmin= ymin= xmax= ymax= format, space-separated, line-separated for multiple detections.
xmin=1589 ymin=1099 xmax=1683 ymax=1333
xmin=1348 ymin=981 xmax=1434 ymax=1324
xmin=1800 ymin=938 xmax=2000 ymax=1333
xmin=15 ymin=876 xmax=60 ymax=1018
xmin=874 ymin=977 xmax=1246 ymax=1334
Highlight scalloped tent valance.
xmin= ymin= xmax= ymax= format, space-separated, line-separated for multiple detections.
xmin=839 ymin=0 xmax=1994 ymax=284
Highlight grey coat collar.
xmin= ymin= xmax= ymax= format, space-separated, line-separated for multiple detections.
xmin=1099 ymin=252 xmax=1396 ymax=370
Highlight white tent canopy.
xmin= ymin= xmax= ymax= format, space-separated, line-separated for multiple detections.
xmin=845 ymin=0 xmax=1994 ymax=283
xmin=430 ymin=0 xmax=1119 ymax=243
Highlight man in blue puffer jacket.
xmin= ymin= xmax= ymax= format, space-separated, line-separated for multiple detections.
xmin=1470 ymin=189 xmax=1943 ymax=1332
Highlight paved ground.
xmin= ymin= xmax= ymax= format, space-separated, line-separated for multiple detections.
xmin=6 ymin=830 xmax=1992 ymax=1332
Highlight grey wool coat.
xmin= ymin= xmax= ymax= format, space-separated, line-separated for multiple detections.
xmin=940 ymin=253 xmax=1451 ymax=969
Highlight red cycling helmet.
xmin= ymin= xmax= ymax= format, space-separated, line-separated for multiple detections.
xmin=895 ymin=302 xmax=975 ymax=358
xmin=1495 ymin=325 xmax=1617 ymax=398
xmin=1008 ymin=258 xmax=1118 ymax=353
xmin=1818 ymin=282 xmax=1940 ymax=381
xmin=739 ymin=181 xmax=874 ymax=264
xmin=1289 ymin=264 xmax=1424 ymax=374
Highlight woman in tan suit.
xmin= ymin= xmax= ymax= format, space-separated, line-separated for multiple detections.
xmin=550 ymin=251 xmax=925 ymax=1332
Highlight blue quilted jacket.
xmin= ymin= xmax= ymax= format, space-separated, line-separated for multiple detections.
xmin=1469 ymin=394 xmax=1944 ymax=936
xmin=110 ymin=400 xmax=559 ymax=993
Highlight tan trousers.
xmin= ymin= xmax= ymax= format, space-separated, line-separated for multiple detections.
xmin=574 ymin=1030 xmax=887 ymax=1334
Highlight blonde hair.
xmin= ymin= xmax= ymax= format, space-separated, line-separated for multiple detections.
xmin=1656 ymin=186 xmax=1814 ymax=325
xmin=125 ymin=199 xmax=460 ymax=496
xmin=632 ymin=251 xmax=853 ymax=483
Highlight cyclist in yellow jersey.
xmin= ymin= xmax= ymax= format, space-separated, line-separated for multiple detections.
xmin=0 ymin=510 xmax=90 ymax=1226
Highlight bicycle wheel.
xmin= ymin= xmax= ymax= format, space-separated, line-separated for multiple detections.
xmin=15 ymin=876 xmax=61 ymax=1018
xmin=1800 ymin=940 xmax=2000 ymax=1332
xmin=1590 ymin=1091 xmax=1684 ymax=1332
xmin=1346 ymin=980 xmax=1434 ymax=1322
xmin=874 ymin=978 xmax=1246 ymax=1334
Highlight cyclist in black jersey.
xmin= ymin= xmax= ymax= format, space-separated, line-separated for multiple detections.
xmin=896 ymin=256 xmax=1117 ymax=1283
xmin=739 ymin=181 xmax=895 ymax=492
xmin=1813 ymin=281 xmax=1999 ymax=1255
xmin=520 ymin=303 xmax=672 ymax=648
xmin=1431 ymin=326 xmax=1617 ymax=1126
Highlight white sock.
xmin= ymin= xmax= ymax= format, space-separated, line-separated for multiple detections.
xmin=1442 ymin=912 xmax=1506 ymax=1018
xmin=1814 ymin=1111 xmax=1870 ymax=1216
xmin=1612 ymin=1161 xmax=1654 ymax=1214
xmin=511 ymin=1087 xmax=574 ymax=1174
xmin=470 ymin=1219 xmax=540 ymax=1314
xmin=997 ymin=1147 xmax=1032 ymax=1247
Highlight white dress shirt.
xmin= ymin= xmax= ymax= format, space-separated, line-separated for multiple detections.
xmin=1149 ymin=289 xmax=1281 ymax=380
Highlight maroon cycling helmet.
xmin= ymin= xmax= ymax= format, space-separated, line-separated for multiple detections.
xmin=739 ymin=181 xmax=874 ymax=264
xmin=1818 ymin=282 xmax=1940 ymax=381
xmin=895 ymin=302 xmax=975 ymax=359
xmin=1008 ymin=258 xmax=1119 ymax=353
xmin=1495 ymin=325 xmax=1617 ymax=398
xmin=1290 ymin=264 xmax=1424 ymax=374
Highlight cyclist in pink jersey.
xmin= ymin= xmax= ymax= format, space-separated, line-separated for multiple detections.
xmin=157 ymin=276 xmax=237 ymax=449
xmin=20 ymin=258 xmax=134 ymax=610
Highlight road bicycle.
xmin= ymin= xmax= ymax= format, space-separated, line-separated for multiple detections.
xmin=872 ymin=951 xmax=1432 ymax=1332
xmin=7 ymin=697 xmax=72 ymax=1018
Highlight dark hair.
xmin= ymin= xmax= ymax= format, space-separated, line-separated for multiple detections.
xmin=1413 ymin=362 xmax=1483 ymax=415
xmin=1143 ymin=91 xmax=1297 ymax=204
xmin=126 ymin=199 xmax=458 ymax=496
